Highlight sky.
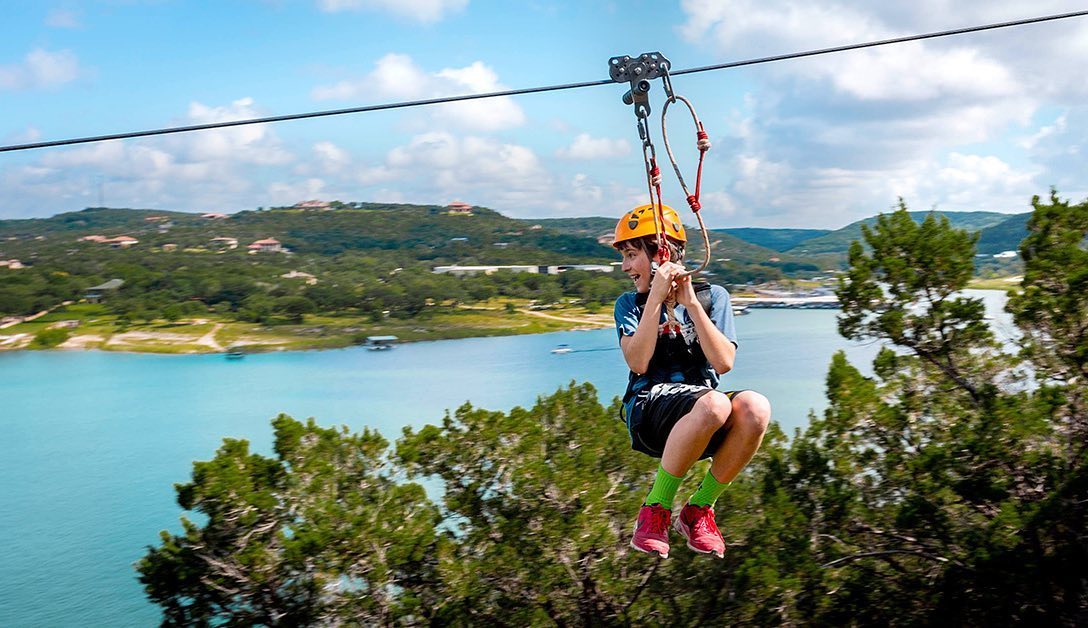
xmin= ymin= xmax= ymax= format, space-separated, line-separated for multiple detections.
xmin=1 ymin=1 xmax=1087 ymax=229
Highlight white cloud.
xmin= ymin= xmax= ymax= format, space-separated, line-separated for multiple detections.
xmin=312 ymin=141 xmax=351 ymax=169
xmin=2 ymin=98 xmax=299 ymax=216
xmin=175 ymin=98 xmax=293 ymax=166
xmin=311 ymin=54 xmax=524 ymax=132
xmin=312 ymin=53 xmax=428 ymax=100
xmin=556 ymin=134 xmax=631 ymax=160
xmin=267 ymin=178 xmax=328 ymax=206
xmin=360 ymin=131 xmax=553 ymax=211
xmin=357 ymin=165 xmax=398 ymax=185
xmin=315 ymin=0 xmax=467 ymax=23
xmin=0 ymin=49 xmax=82 ymax=90
xmin=45 ymin=9 xmax=81 ymax=29
xmin=3 ymin=126 xmax=41 ymax=145
xmin=672 ymin=0 xmax=1087 ymax=226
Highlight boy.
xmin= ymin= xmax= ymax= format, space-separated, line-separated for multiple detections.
xmin=613 ymin=204 xmax=772 ymax=559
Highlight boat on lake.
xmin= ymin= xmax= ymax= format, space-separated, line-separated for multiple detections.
xmin=225 ymin=345 xmax=246 ymax=359
xmin=551 ymin=344 xmax=573 ymax=354
xmin=366 ymin=335 xmax=398 ymax=351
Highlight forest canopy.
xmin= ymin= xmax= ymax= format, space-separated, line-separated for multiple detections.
xmin=138 ymin=193 xmax=1087 ymax=625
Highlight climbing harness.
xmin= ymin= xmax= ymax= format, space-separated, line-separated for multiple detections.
xmin=609 ymin=52 xmax=714 ymax=337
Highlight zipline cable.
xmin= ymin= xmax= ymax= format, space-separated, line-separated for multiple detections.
xmin=1 ymin=9 xmax=1086 ymax=154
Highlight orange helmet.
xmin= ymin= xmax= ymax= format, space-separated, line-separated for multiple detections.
xmin=612 ymin=203 xmax=686 ymax=246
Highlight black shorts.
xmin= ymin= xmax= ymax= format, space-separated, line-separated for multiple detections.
xmin=624 ymin=384 xmax=746 ymax=459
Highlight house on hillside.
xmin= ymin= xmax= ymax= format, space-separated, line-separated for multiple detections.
xmin=144 ymin=216 xmax=168 ymax=222
xmin=281 ymin=270 xmax=318 ymax=285
xmin=295 ymin=200 xmax=331 ymax=210
xmin=447 ymin=201 xmax=473 ymax=216
xmin=248 ymin=238 xmax=284 ymax=253
xmin=202 ymin=213 xmax=229 ymax=219
xmin=433 ymin=265 xmax=539 ymax=276
xmin=210 ymin=237 xmax=238 ymax=250
xmin=85 ymin=279 xmax=124 ymax=303
xmin=993 ymin=250 xmax=1018 ymax=259
xmin=0 ymin=259 xmax=24 ymax=269
xmin=106 ymin=235 xmax=138 ymax=247
xmin=79 ymin=235 xmax=109 ymax=243
xmin=596 ymin=233 xmax=613 ymax=245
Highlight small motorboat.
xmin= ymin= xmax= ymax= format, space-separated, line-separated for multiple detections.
xmin=551 ymin=344 xmax=573 ymax=354
xmin=366 ymin=335 xmax=398 ymax=351
xmin=225 ymin=345 xmax=246 ymax=359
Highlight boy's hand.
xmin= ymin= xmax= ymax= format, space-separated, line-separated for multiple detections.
xmin=648 ymin=261 xmax=684 ymax=305
xmin=674 ymin=273 xmax=698 ymax=308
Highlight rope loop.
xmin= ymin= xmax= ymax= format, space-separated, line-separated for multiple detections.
xmin=660 ymin=91 xmax=713 ymax=277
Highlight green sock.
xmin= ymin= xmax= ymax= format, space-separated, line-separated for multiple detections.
xmin=645 ymin=466 xmax=684 ymax=509
xmin=688 ymin=471 xmax=730 ymax=507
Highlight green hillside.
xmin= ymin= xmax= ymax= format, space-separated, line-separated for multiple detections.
xmin=528 ymin=216 xmax=615 ymax=238
xmin=785 ymin=210 xmax=1016 ymax=255
xmin=0 ymin=207 xmax=200 ymax=237
xmin=716 ymin=228 xmax=831 ymax=252
xmin=0 ymin=204 xmax=615 ymax=265
xmin=976 ymin=212 xmax=1031 ymax=255
xmin=528 ymin=216 xmax=804 ymax=266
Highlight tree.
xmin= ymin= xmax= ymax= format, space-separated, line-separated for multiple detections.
xmin=274 ymin=296 xmax=316 ymax=324
xmin=137 ymin=416 xmax=442 ymax=625
xmin=138 ymin=196 xmax=1088 ymax=625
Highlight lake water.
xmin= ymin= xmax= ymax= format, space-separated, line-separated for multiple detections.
xmin=0 ymin=294 xmax=1010 ymax=626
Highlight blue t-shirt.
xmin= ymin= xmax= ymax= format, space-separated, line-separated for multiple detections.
xmin=614 ymin=284 xmax=738 ymax=402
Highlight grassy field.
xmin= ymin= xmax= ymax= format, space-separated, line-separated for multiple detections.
xmin=967 ymin=276 xmax=1022 ymax=291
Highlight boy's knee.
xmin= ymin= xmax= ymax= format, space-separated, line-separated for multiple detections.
xmin=693 ymin=391 xmax=732 ymax=430
xmin=733 ymin=392 xmax=771 ymax=434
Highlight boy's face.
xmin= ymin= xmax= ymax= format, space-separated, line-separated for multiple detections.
xmin=619 ymin=243 xmax=653 ymax=293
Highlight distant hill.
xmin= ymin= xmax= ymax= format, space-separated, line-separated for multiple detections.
xmin=785 ymin=211 xmax=1017 ymax=255
xmin=715 ymin=228 xmax=831 ymax=252
xmin=528 ymin=217 xmax=615 ymax=239
xmin=0 ymin=207 xmax=201 ymax=237
xmin=976 ymin=213 xmax=1031 ymax=255
xmin=527 ymin=216 xmax=799 ymax=266
xmin=0 ymin=204 xmax=616 ymax=265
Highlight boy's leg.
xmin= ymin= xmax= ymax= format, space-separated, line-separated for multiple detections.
xmin=675 ymin=391 xmax=772 ymax=557
xmin=630 ymin=385 xmax=730 ymax=558
xmin=659 ymin=390 xmax=734 ymax=477
xmin=707 ymin=391 xmax=772 ymax=483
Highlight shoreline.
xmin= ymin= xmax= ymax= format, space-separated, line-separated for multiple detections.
xmin=0 ymin=287 xmax=1013 ymax=356
xmin=0 ymin=306 xmax=614 ymax=355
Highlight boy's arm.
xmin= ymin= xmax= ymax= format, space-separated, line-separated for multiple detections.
xmin=618 ymin=262 xmax=683 ymax=374
xmin=687 ymin=300 xmax=735 ymax=374
xmin=676 ymin=277 xmax=736 ymax=374
xmin=619 ymin=297 xmax=662 ymax=374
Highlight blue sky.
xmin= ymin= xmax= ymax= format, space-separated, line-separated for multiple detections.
xmin=2 ymin=1 xmax=1086 ymax=228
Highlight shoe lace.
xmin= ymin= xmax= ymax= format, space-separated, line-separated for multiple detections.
xmin=690 ymin=505 xmax=720 ymax=536
xmin=646 ymin=505 xmax=670 ymax=533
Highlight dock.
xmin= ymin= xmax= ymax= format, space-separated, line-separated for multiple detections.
xmin=732 ymin=296 xmax=840 ymax=310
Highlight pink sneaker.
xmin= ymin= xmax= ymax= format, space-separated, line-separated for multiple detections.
xmin=630 ymin=503 xmax=671 ymax=558
xmin=675 ymin=504 xmax=726 ymax=558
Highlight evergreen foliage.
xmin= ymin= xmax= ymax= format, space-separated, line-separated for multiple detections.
xmin=138 ymin=195 xmax=1088 ymax=624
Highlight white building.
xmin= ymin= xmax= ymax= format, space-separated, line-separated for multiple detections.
xmin=433 ymin=264 xmax=614 ymax=276
xmin=248 ymin=238 xmax=284 ymax=253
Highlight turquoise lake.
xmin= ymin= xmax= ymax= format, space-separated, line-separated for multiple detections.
xmin=1 ymin=296 xmax=1020 ymax=626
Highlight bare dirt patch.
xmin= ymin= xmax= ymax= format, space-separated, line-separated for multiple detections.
xmin=60 ymin=335 xmax=105 ymax=350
